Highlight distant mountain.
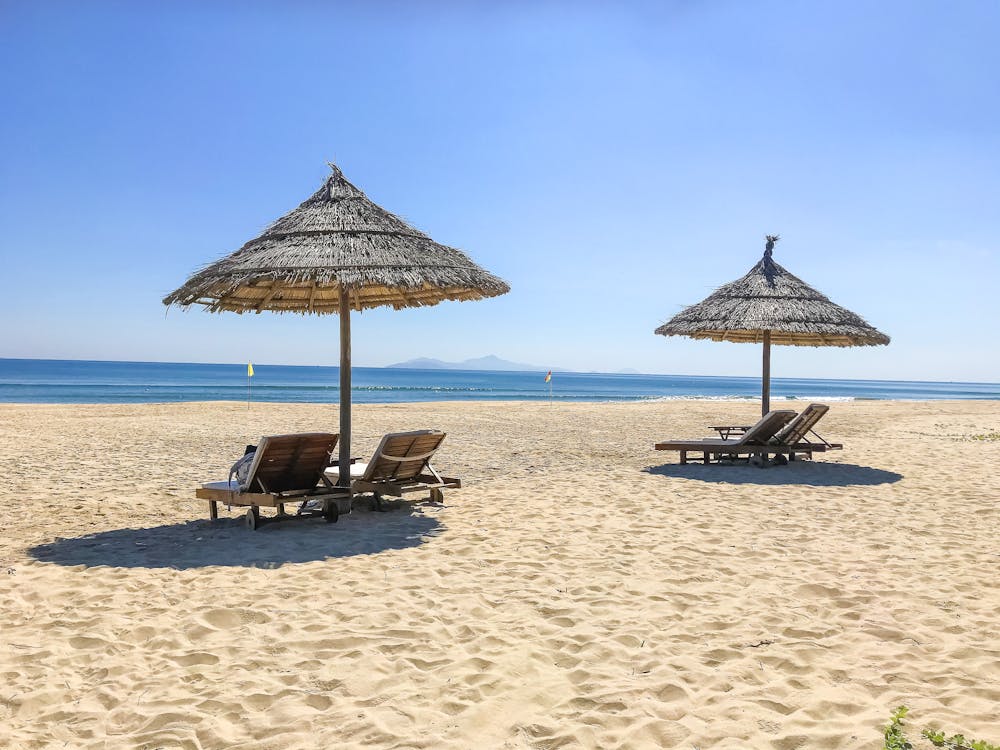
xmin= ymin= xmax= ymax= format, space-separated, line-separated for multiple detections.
xmin=386 ymin=355 xmax=565 ymax=372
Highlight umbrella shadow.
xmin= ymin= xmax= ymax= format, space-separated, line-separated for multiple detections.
xmin=28 ymin=508 xmax=443 ymax=570
xmin=644 ymin=461 xmax=903 ymax=487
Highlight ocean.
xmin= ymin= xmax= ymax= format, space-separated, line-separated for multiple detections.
xmin=0 ymin=358 xmax=997 ymax=404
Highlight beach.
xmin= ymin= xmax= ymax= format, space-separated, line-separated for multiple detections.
xmin=1 ymin=398 xmax=998 ymax=749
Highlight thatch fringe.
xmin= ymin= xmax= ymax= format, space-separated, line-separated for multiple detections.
xmin=655 ymin=239 xmax=889 ymax=347
xmin=163 ymin=164 xmax=509 ymax=313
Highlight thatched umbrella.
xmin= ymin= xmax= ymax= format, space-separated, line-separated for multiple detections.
xmin=164 ymin=163 xmax=509 ymax=486
xmin=655 ymin=235 xmax=889 ymax=415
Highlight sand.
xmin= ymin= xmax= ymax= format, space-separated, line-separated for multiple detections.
xmin=0 ymin=398 xmax=998 ymax=749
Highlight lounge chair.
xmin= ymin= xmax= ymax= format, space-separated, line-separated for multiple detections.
xmin=654 ymin=410 xmax=796 ymax=465
xmin=324 ymin=430 xmax=460 ymax=509
xmin=195 ymin=432 xmax=350 ymax=530
xmin=769 ymin=403 xmax=843 ymax=459
xmin=708 ymin=403 xmax=843 ymax=461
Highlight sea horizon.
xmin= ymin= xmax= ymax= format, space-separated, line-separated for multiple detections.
xmin=1 ymin=357 xmax=998 ymax=404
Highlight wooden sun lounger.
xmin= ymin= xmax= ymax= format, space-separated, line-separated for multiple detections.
xmin=768 ymin=403 xmax=843 ymax=459
xmin=195 ymin=432 xmax=350 ymax=530
xmin=708 ymin=403 xmax=843 ymax=460
xmin=324 ymin=430 xmax=460 ymax=509
xmin=655 ymin=410 xmax=797 ymax=465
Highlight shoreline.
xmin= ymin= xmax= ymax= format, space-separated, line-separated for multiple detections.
xmin=3 ymin=396 xmax=1000 ymax=408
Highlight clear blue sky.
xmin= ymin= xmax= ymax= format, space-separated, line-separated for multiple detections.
xmin=2 ymin=1 xmax=998 ymax=382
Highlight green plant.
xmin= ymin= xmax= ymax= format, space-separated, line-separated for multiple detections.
xmin=885 ymin=706 xmax=913 ymax=750
xmin=922 ymin=728 xmax=1000 ymax=750
xmin=969 ymin=432 xmax=1000 ymax=442
xmin=882 ymin=706 xmax=999 ymax=750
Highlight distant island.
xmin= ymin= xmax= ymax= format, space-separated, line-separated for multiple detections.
xmin=386 ymin=355 xmax=567 ymax=373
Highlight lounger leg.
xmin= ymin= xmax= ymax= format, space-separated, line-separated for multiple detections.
xmin=680 ymin=451 xmax=687 ymax=465
xmin=703 ymin=451 xmax=710 ymax=464
xmin=208 ymin=501 xmax=218 ymax=521
xmin=277 ymin=503 xmax=285 ymax=517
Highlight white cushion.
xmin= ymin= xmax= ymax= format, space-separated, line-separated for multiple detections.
xmin=324 ymin=462 xmax=368 ymax=480
xmin=201 ymin=480 xmax=240 ymax=491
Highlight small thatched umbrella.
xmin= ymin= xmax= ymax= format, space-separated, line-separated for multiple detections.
xmin=164 ymin=163 xmax=509 ymax=485
xmin=655 ymin=236 xmax=889 ymax=415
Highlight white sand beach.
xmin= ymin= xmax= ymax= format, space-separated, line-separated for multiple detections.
xmin=1 ymin=399 xmax=998 ymax=749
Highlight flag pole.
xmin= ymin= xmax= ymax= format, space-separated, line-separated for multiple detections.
xmin=247 ymin=362 xmax=253 ymax=410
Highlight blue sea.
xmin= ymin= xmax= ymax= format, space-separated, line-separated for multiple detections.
xmin=0 ymin=358 xmax=997 ymax=404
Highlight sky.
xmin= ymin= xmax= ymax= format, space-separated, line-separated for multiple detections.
xmin=1 ymin=1 xmax=998 ymax=382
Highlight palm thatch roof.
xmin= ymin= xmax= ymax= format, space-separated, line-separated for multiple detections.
xmin=163 ymin=164 xmax=510 ymax=313
xmin=655 ymin=236 xmax=889 ymax=347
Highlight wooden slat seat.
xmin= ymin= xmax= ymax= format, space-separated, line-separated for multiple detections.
xmin=195 ymin=432 xmax=350 ymax=529
xmin=655 ymin=410 xmax=796 ymax=465
xmin=768 ymin=403 xmax=843 ymax=459
xmin=325 ymin=429 xmax=460 ymax=505
xmin=656 ymin=405 xmax=845 ymax=466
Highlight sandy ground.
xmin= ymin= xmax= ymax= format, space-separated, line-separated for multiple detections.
xmin=0 ymin=398 xmax=998 ymax=749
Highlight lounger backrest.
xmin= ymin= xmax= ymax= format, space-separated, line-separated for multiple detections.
xmin=737 ymin=410 xmax=797 ymax=445
xmin=245 ymin=432 xmax=338 ymax=493
xmin=772 ymin=403 xmax=829 ymax=446
xmin=361 ymin=430 xmax=446 ymax=483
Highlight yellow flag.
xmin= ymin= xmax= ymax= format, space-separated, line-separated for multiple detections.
xmin=248 ymin=362 xmax=254 ymax=377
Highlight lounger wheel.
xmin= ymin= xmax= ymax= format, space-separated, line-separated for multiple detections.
xmin=323 ymin=499 xmax=339 ymax=524
xmin=245 ymin=507 xmax=260 ymax=531
xmin=429 ymin=488 xmax=444 ymax=504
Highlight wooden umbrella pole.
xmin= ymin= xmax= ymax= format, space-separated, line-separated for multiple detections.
xmin=338 ymin=286 xmax=352 ymax=489
xmin=761 ymin=330 xmax=771 ymax=416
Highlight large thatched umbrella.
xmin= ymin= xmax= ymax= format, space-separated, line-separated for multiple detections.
xmin=164 ymin=163 xmax=509 ymax=486
xmin=655 ymin=236 xmax=888 ymax=415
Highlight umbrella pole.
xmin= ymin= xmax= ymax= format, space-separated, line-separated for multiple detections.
xmin=338 ymin=287 xmax=352 ymax=489
xmin=761 ymin=330 xmax=771 ymax=416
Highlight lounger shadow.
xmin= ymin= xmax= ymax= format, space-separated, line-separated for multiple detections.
xmin=644 ymin=461 xmax=902 ymax=487
xmin=28 ymin=511 xmax=442 ymax=570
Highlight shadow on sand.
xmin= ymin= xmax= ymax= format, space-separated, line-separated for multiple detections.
xmin=28 ymin=508 xmax=443 ymax=570
xmin=644 ymin=460 xmax=903 ymax=487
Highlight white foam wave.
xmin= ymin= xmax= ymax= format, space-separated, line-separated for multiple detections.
xmin=641 ymin=394 xmax=858 ymax=403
